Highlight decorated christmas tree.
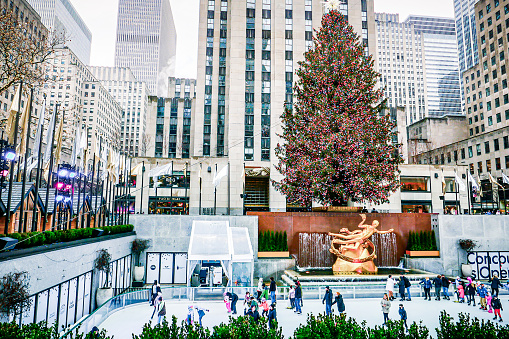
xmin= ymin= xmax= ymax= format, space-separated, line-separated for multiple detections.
xmin=274 ymin=8 xmax=402 ymax=207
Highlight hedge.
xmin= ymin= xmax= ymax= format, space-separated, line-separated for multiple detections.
xmin=3 ymin=311 xmax=508 ymax=339
xmin=258 ymin=231 xmax=288 ymax=252
xmin=407 ymin=230 xmax=437 ymax=251
xmin=0 ymin=225 xmax=134 ymax=251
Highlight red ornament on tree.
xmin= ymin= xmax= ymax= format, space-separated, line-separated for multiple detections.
xmin=274 ymin=9 xmax=402 ymax=207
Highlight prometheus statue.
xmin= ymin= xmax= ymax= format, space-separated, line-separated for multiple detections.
xmin=328 ymin=214 xmax=394 ymax=274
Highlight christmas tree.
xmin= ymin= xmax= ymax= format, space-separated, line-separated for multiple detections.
xmin=274 ymin=9 xmax=402 ymax=207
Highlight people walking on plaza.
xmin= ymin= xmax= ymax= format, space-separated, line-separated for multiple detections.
xmin=492 ymin=296 xmax=504 ymax=322
xmin=477 ymin=283 xmax=488 ymax=310
xmin=243 ymin=292 xmax=251 ymax=315
xmin=269 ymin=277 xmax=277 ymax=304
xmin=466 ymin=278 xmax=476 ymax=306
xmin=156 ymin=296 xmax=166 ymax=325
xmin=399 ymin=304 xmax=408 ymax=331
xmin=294 ymin=281 xmax=303 ymax=314
xmin=151 ymin=292 xmax=162 ymax=320
xmin=226 ymin=291 xmax=238 ymax=314
xmin=381 ymin=293 xmax=391 ymax=325
xmin=386 ymin=275 xmax=395 ymax=301
xmin=257 ymin=278 xmax=264 ymax=301
xmin=454 ymin=277 xmax=462 ymax=301
xmin=260 ymin=297 xmax=270 ymax=317
xmin=268 ymin=303 xmax=277 ymax=329
xmin=420 ymin=277 xmax=432 ymax=301
xmin=186 ymin=306 xmax=195 ymax=325
xmin=487 ymin=292 xmax=493 ymax=313
xmin=457 ymin=283 xmax=465 ymax=303
xmin=433 ymin=275 xmax=442 ymax=300
xmin=441 ymin=275 xmax=451 ymax=300
xmin=223 ymin=292 xmax=232 ymax=312
xmin=261 ymin=284 xmax=269 ymax=301
xmin=398 ymin=276 xmax=406 ymax=301
xmin=490 ymin=274 xmax=503 ymax=297
xmin=250 ymin=296 xmax=259 ymax=313
xmin=332 ymin=291 xmax=345 ymax=314
xmin=323 ymin=286 xmax=333 ymax=316
xmin=288 ymin=285 xmax=296 ymax=309
xmin=150 ymin=280 xmax=161 ymax=306
xmin=401 ymin=274 xmax=412 ymax=301
xmin=247 ymin=305 xmax=261 ymax=323
xmin=195 ymin=306 xmax=209 ymax=327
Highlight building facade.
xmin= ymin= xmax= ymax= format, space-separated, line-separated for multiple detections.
xmin=27 ymin=0 xmax=92 ymax=64
xmin=88 ymin=66 xmax=149 ymax=157
xmin=404 ymin=15 xmax=463 ymax=117
xmin=114 ymin=0 xmax=177 ymax=96
xmin=375 ymin=13 xmax=428 ymax=124
xmin=454 ymin=0 xmax=480 ymax=75
xmin=144 ymin=78 xmax=197 ymax=159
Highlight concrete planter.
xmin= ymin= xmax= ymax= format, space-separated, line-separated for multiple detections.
xmin=258 ymin=251 xmax=290 ymax=258
xmin=461 ymin=264 xmax=473 ymax=278
xmin=96 ymin=287 xmax=113 ymax=307
xmin=405 ymin=250 xmax=440 ymax=257
xmin=133 ymin=266 xmax=145 ymax=282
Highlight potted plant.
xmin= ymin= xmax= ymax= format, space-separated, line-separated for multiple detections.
xmin=258 ymin=231 xmax=290 ymax=258
xmin=94 ymin=249 xmax=112 ymax=307
xmin=458 ymin=239 xmax=477 ymax=278
xmin=0 ymin=272 xmax=32 ymax=322
xmin=131 ymin=239 xmax=150 ymax=282
xmin=405 ymin=230 xmax=440 ymax=257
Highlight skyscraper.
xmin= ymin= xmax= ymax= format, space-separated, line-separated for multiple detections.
xmin=454 ymin=0 xmax=479 ymax=75
xmin=405 ymin=15 xmax=463 ymax=117
xmin=194 ymin=0 xmax=376 ymax=213
xmin=27 ymin=0 xmax=92 ymax=64
xmin=114 ymin=0 xmax=177 ymax=96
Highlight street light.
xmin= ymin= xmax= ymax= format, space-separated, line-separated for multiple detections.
xmin=3 ymin=148 xmax=16 ymax=161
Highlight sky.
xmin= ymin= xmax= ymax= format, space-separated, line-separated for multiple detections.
xmin=71 ymin=0 xmax=455 ymax=79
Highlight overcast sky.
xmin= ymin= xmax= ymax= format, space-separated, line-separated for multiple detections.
xmin=71 ymin=0 xmax=455 ymax=79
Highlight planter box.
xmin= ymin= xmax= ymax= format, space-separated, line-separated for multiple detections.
xmin=258 ymin=251 xmax=290 ymax=258
xmin=405 ymin=250 xmax=440 ymax=257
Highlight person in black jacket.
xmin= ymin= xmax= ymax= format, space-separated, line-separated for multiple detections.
xmin=492 ymin=296 xmax=504 ymax=322
xmin=433 ymin=275 xmax=442 ymax=300
xmin=322 ymin=286 xmax=333 ymax=316
xmin=466 ymin=281 xmax=476 ymax=306
xmin=401 ymin=275 xmax=412 ymax=301
xmin=332 ymin=291 xmax=345 ymax=314
xmin=294 ymin=282 xmax=302 ymax=314
xmin=490 ymin=274 xmax=503 ymax=297
xmin=226 ymin=291 xmax=239 ymax=314
xmin=268 ymin=303 xmax=277 ymax=329
xmin=269 ymin=277 xmax=277 ymax=304
xmin=441 ymin=275 xmax=451 ymax=300
xmin=398 ymin=277 xmax=406 ymax=301
xmin=247 ymin=305 xmax=260 ymax=323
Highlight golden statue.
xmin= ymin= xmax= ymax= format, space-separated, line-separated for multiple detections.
xmin=328 ymin=214 xmax=394 ymax=274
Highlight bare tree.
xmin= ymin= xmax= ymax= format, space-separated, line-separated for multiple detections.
xmin=140 ymin=134 xmax=152 ymax=157
xmin=0 ymin=10 xmax=66 ymax=94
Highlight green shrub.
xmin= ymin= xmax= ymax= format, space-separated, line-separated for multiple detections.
xmin=407 ymin=230 xmax=437 ymax=251
xmin=0 ymin=321 xmax=111 ymax=338
xmin=258 ymin=231 xmax=288 ymax=252
xmin=133 ymin=316 xmax=210 ymax=339
xmin=436 ymin=311 xmax=509 ymax=339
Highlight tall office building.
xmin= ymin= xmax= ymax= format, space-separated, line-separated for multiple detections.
xmin=405 ymin=16 xmax=463 ymax=117
xmin=375 ymin=13 xmax=428 ymax=124
xmin=27 ymin=0 xmax=92 ymax=64
xmin=114 ymin=0 xmax=177 ymax=96
xmin=89 ymin=67 xmax=149 ymax=157
xmin=454 ymin=0 xmax=480 ymax=75
xmin=194 ymin=0 xmax=376 ymax=213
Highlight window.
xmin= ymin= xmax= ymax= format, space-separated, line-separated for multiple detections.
xmin=488 ymin=116 xmax=493 ymax=125
xmin=496 ymin=158 xmax=501 ymax=170
xmin=487 ymin=159 xmax=492 ymax=172
xmin=468 ymin=146 xmax=473 ymax=158
xmin=478 ymin=161 xmax=483 ymax=173
xmin=504 ymin=136 xmax=509 ymax=148
xmin=506 ymin=155 xmax=509 ymax=169
xmin=461 ymin=148 xmax=466 ymax=159
xmin=495 ymin=138 xmax=500 ymax=151
xmin=497 ymin=113 xmax=502 ymax=123
xmin=477 ymin=144 xmax=482 ymax=155
xmin=400 ymin=177 xmax=430 ymax=192
xmin=485 ymin=141 xmax=490 ymax=153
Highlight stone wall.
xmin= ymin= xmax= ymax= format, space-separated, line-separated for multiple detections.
xmin=0 ymin=235 xmax=135 ymax=309
xmin=406 ymin=215 xmax=509 ymax=276
xmin=130 ymin=215 xmax=259 ymax=266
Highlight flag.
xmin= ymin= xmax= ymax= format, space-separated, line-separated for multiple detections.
xmin=149 ymin=163 xmax=172 ymax=178
xmin=489 ymin=173 xmax=503 ymax=189
xmin=467 ymin=171 xmax=479 ymax=190
xmin=131 ymin=163 xmax=143 ymax=176
xmin=6 ymin=84 xmax=22 ymax=144
xmin=213 ymin=164 xmax=228 ymax=188
xmin=70 ymin=125 xmax=81 ymax=166
xmin=43 ymin=106 xmax=57 ymax=165
xmin=441 ymin=171 xmax=446 ymax=195
xmin=454 ymin=173 xmax=466 ymax=192
xmin=502 ymin=173 xmax=509 ymax=185
xmin=27 ymin=98 xmax=46 ymax=172
xmin=53 ymin=113 xmax=65 ymax=166
xmin=16 ymin=90 xmax=32 ymax=154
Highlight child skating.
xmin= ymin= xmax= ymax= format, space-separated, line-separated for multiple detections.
xmin=492 ymin=296 xmax=504 ymax=322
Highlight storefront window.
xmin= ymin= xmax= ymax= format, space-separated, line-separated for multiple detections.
xmin=400 ymin=177 xmax=430 ymax=191
xmin=444 ymin=178 xmax=457 ymax=193
xmin=401 ymin=204 xmax=431 ymax=213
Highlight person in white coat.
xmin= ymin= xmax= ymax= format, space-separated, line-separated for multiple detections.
xmin=386 ymin=275 xmax=396 ymax=301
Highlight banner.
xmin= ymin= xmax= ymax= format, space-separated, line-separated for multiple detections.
xmin=467 ymin=251 xmax=509 ymax=280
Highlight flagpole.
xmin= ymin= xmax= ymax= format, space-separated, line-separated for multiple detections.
xmin=170 ymin=160 xmax=173 ymax=215
xmin=227 ymin=162 xmax=230 ymax=215
xmin=155 ymin=162 xmax=158 ymax=214
xmin=128 ymin=155 xmax=132 ymax=223
xmin=214 ymin=163 xmax=217 ymax=215
xmin=43 ymin=104 xmax=59 ymax=231
xmin=31 ymin=97 xmax=47 ymax=232
xmin=466 ymin=168 xmax=471 ymax=215
xmin=88 ymin=133 xmax=96 ymax=228
xmin=140 ymin=161 xmax=145 ymax=214
xmin=94 ymin=136 xmax=102 ymax=227
xmin=243 ymin=162 xmax=246 ymax=216
xmin=199 ymin=163 xmax=202 ymax=215
xmin=20 ymin=88 xmax=34 ymax=233
xmin=123 ymin=152 xmax=128 ymax=223
xmin=184 ymin=162 xmax=188 ymax=215
xmin=5 ymin=81 xmax=23 ymax=234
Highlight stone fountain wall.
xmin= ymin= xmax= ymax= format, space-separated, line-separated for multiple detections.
xmin=250 ymin=212 xmax=433 ymax=269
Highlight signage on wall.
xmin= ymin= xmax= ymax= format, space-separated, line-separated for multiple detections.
xmin=467 ymin=251 xmax=509 ymax=279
